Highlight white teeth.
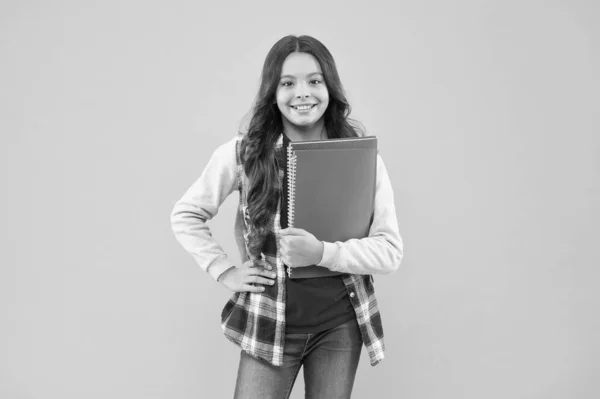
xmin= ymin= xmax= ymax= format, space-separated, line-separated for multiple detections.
xmin=293 ymin=104 xmax=314 ymax=110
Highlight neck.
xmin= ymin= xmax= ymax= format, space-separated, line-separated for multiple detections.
xmin=283 ymin=120 xmax=327 ymax=142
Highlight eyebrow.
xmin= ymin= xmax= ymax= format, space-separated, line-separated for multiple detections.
xmin=279 ymin=72 xmax=323 ymax=80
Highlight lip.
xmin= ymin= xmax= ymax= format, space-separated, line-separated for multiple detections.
xmin=290 ymin=104 xmax=317 ymax=110
xmin=290 ymin=103 xmax=317 ymax=107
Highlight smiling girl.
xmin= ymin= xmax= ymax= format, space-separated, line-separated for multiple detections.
xmin=171 ymin=35 xmax=403 ymax=399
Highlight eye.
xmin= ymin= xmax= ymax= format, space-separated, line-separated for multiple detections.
xmin=310 ymin=79 xmax=322 ymax=85
xmin=281 ymin=81 xmax=293 ymax=87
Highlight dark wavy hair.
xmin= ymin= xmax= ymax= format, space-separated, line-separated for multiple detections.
xmin=240 ymin=34 xmax=365 ymax=259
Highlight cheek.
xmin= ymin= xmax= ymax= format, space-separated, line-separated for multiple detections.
xmin=276 ymin=86 xmax=292 ymax=100
xmin=275 ymin=91 xmax=290 ymax=112
xmin=319 ymin=88 xmax=330 ymax=106
xmin=275 ymin=103 xmax=285 ymax=115
xmin=319 ymin=95 xmax=330 ymax=112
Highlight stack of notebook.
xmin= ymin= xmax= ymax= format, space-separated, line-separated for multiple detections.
xmin=285 ymin=135 xmax=378 ymax=279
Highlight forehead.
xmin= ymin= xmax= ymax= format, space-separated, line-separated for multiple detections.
xmin=280 ymin=52 xmax=323 ymax=76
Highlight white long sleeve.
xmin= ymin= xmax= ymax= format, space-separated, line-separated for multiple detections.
xmin=170 ymin=136 xmax=239 ymax=282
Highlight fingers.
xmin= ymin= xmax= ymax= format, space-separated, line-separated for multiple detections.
xmin=247 ymin=267 xmax=277 ymax=279
xmin=242 ymin=284 xmax=267 ymax=293
xmin=241 ymin=276 xmax=274 ymax=293
xmin=243 ymin=259 xmax=273 ymax=271
xmin=232 ymin=262 xmax=276 ymax=293
xmin=249 ymin=275 xmax=276 ymax=286
xmin=242 ymin=270 xmax=276 ymax=293
xmin=280 ymin=227 xmax=304 ymax=236
xmin=245 ymin=270 xmax=276 ymax=289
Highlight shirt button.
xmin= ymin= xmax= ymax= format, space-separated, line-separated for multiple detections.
xmin=349 ymin=292 xmax=356 ymax=298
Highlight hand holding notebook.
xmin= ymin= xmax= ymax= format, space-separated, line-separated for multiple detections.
xmin=279 ymin=227 xmax=325 ymax=267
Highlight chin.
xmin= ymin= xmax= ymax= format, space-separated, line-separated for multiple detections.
xmin=291 ymin=118 xmax=318 ymax=126
xmin=286 ymin=113 xmax=325 ymax=127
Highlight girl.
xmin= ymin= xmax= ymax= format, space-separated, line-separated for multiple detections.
xmin=171 ymin=35 xmax=403 ymax=399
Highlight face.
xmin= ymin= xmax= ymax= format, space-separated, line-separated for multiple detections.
xmin=275 ymin=52 xmax=329 ymax=133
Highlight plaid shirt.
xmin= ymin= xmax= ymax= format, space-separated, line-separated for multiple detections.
xmin=171 ymin=131 xmax=403 ymax=367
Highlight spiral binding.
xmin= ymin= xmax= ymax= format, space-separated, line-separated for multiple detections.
xmin=287 ymin=142 xmax=297 ymax=229
xmin=286 ymin=142 xmax=297 ymax=277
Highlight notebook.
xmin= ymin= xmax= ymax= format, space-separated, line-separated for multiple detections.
xmin=285 ymin=135 xmax=378 ymax=279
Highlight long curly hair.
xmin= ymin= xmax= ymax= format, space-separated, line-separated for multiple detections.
xmin=240 ymin=34 xmax=365 ymax=259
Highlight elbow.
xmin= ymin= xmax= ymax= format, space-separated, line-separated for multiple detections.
xmin=381 ymin=252 xmax=401 ymax=275
xmin=384 ymin=239 xmax=403 ymax=274
xmin=365 ymin=235 xmax=403 ymax=275
xmin=170 ymin=202 xmax=184 ymax=235
xmin=170 ymin=201 xmax=210 ymax=235
xmin=391 ymin=249 xmax=403 ymax=273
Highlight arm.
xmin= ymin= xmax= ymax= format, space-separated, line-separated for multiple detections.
xmin=170 ymin=135 xmax=239 ymax=282
xmin=317 ymin=153 xmax=403 ymax=275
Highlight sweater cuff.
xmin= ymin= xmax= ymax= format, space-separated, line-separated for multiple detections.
xmin=207 ymin=257 xmax=236 ymax=282
xmin=317 ymin=241 xmax=339 ymax=270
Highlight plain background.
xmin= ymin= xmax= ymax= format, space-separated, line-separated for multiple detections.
xmin=2 ymin=1 xmax=599 ymax=398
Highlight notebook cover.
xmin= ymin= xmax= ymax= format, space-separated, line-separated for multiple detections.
xmin=286 ymin=136 xmax=377 ymax=279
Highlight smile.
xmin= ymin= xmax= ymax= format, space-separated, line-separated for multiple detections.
xmin=291 ymin=104 xmax=316 ymax=111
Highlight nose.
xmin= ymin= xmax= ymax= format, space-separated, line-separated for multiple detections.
xmin=295 ymin=81 xmax=310 ymax=99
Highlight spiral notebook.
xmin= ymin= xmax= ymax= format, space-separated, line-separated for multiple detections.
xmin=285 ymin=135 xmax=378 ymax=279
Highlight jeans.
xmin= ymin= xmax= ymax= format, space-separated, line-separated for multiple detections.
xmin=233 ymin=318 xmax=363 ymax=399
